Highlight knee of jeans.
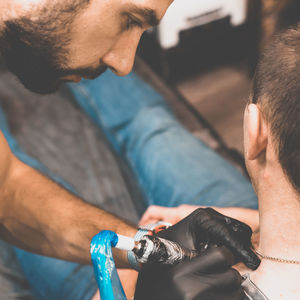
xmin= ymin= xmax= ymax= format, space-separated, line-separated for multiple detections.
xmin=125 ymin=105 xmax=176 ymax=150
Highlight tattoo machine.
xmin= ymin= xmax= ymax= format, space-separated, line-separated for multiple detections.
xmin=90 ymin=230 xmax=198 ymax=300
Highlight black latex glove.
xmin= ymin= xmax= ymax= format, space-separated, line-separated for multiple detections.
xmin=157 ymin=207 xmax=260 ymax=269
xmin=135 ymin=246 xmax=245 ymax=300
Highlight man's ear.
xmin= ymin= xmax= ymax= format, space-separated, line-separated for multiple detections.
xmin=245 ymin=104 xmax=268 ymax=160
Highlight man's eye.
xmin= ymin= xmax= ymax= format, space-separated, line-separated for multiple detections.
xmin=126 ymin=17 xmax=143 ymax=30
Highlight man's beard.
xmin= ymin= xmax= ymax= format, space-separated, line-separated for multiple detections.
xmin=0 ymin=18 xmax=64 ymax=94
xmin=0 ymin=0 xmax=106 ymax=94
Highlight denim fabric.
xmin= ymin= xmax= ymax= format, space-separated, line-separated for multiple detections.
xmin=68 ymin=71 xmax=258 ymax=209
xmin=0 ymin=70 xmax=257 ymax=300
xmin=0 ymin=240 xmax=35 ymax=300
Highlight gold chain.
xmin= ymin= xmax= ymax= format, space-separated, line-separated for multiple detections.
xmin=255 ymin=250 xmax=300 ymax=265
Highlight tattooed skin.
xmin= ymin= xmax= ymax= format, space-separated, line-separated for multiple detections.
xmin=133 ymin=235 xmax=198 ymax=265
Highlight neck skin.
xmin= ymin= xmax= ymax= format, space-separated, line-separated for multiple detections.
xmin=250 ymin=157 xmax=300 ymax=299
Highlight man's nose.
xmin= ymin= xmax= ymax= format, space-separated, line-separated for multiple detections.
xmin=102 ymin=34 xmax=141 ymax=76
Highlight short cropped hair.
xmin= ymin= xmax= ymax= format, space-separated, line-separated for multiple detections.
xmin=252 ymin=24 xmax=300 ymax=193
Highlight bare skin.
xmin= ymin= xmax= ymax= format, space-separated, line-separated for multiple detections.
xmin=0 ymin=0 xmax=173 ymax=264
xmin=65 ymin=0 xmax=173 ymax=78
xmin=0 ymin=0 xmax=173 ymax=83
xmin=242 ymin=103 xmax=300 ymax=299
xmin=0 ymin=0 xmax=173 ymax=298
xmin=0 ymin=131 xmax=136 ymax=267
xmin=136 ymin=103 xmax=300 ymax=299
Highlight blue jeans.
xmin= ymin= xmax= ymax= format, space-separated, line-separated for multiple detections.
xmin=0 ymin=70 xmax=257 ymax=300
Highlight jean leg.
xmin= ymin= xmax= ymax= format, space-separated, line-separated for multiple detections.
xmin=68 ymin=71 xmax=257 ymax=209
xmin=0 ymin=105 xmax=97 ymax=300
xmin=0 ymin=240 xmax=35 ymax=300
xmin=12 ymin=253 xmax=97 ymax=300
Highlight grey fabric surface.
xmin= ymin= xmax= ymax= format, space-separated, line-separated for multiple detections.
xmin=0 ymin=68 xmax=141 ymax=223
xmin=0 ymin=67 xmax=145 ymax=298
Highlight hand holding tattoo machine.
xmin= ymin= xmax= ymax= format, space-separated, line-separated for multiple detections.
xmin=90 ymin=223 xmax=195 ymax=300
xmin=90 ymin=208 xmax=260 ymax=300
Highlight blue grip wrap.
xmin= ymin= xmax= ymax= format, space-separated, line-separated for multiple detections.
xmin=90 ymin=230 xmax=127 ymax=300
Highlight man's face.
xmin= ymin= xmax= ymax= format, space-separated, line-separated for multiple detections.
xmin=0 ymin=0 xmax=172 ymax=94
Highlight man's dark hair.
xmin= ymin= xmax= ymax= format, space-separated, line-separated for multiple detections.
xmin=252 ymin=24 xmax=300 ymax=193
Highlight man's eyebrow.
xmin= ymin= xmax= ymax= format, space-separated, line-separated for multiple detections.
xmin=125 ymin=6 xmax=160 ymax=27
